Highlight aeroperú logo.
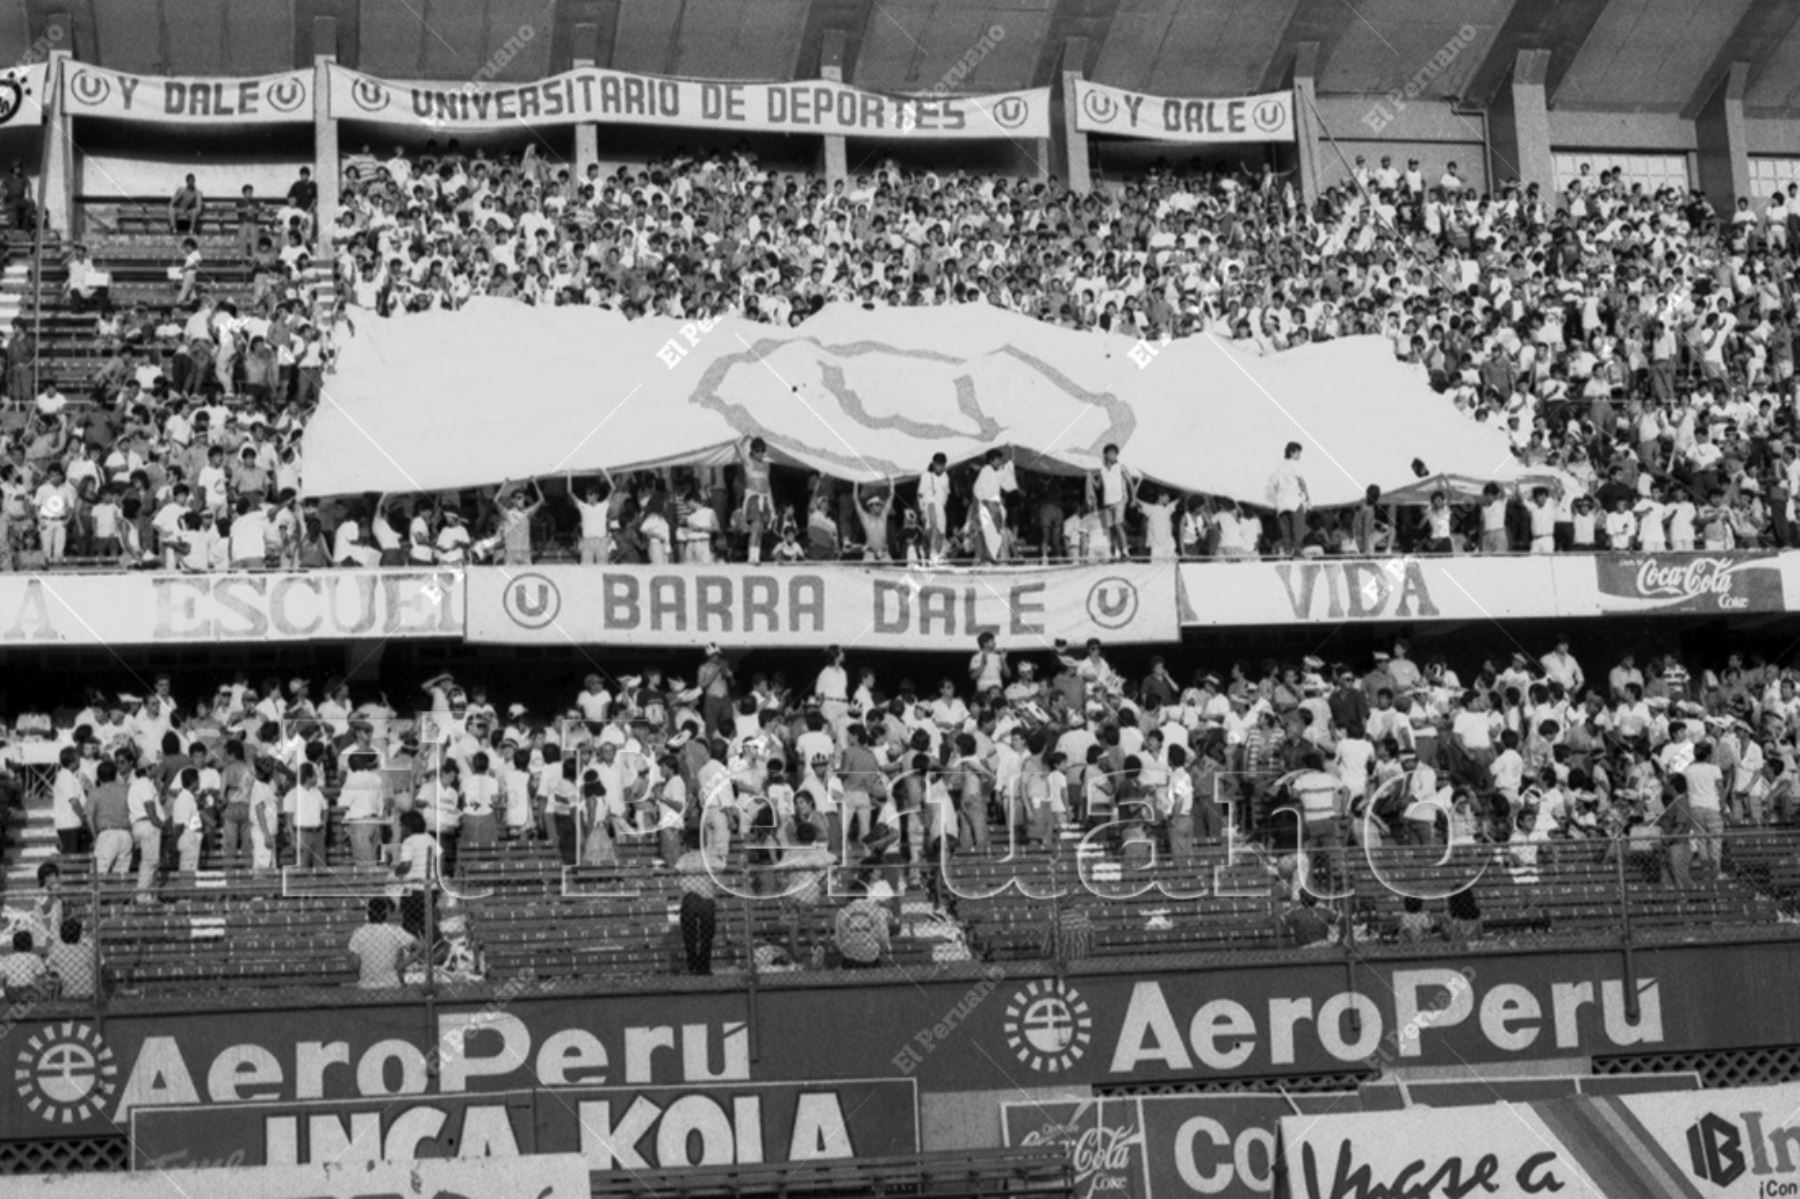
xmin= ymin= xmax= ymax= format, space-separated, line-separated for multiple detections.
xmin=1687 ymin=1112 xmax=1746 ymax=1187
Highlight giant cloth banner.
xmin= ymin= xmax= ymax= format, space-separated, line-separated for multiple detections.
xmin=1072 ymin=81 xmax=1294 ymax=143
xmin=306 ymin=301 xmax=1527 ymax=506
xmin=328 ymin=63 xmax=1048 ymax=138
xmin=467 ymin=563 xmax=1177 ymax=647
xmin=62 ymin=63 xmax=313 ymax=123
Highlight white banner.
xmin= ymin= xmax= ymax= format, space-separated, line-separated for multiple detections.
xmin=0 ymin=62 xmax=48 ymax=128
xmin=0 ymin=569 xmax=461 ymax=644
xmin=1179 ymin=556 xmax=1564 ymax=625
xmin=62 ymin=63 xmax=313 ymax=123
xmin=1072 ymin=80 xmax=1293 ymax=143
xmin=328 ymin=63 xmax=1048 ymax=138
xmin=467 ymin=563 xmax=1176 ymax=648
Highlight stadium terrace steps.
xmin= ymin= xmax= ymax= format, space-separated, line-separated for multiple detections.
xmin=12 ymin=836 xmax=1798 ymax=996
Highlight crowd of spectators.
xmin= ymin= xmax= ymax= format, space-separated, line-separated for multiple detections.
xmin=321 ymin=144 xmax=1800 ymax=559
xmin=10 ymin=628 xmax=1792 ymax=968
xmin=0 ymin=146 xmax=1796 ymax=568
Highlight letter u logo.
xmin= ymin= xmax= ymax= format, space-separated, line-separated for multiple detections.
xmin=502 ymin=573 xmax=560 ymax=629
xmin=1085 ymin=577 xmax=1139 ymax=629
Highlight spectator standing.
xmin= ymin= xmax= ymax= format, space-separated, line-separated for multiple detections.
xmin=288 ymin=761 xmax=329 ymax=868
xmin=1684 ymin=741 xmax=1726 ymax=875
xmin=675 ymin=848 xmax=718 ymax=975
xmin=51 ymin=746 xmax=87 ymax=855
xmin=1266 ymin=441 xmax=1309 ymax=557
xmin=125 ymin=755 xmax=164 ymax=902
xmin=90 ymin=760 xmax=131 ymax=877
xmin=169 ymin=768 xmax=202 ymax=873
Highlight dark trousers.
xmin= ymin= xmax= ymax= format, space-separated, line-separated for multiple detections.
xmin=296 ymin=825 xmax=327 ymax=869
xmin=701 ymin=695 xmax=733 ymax=741
xmin=680 ymin=891 xmax=716 ymax=975
xmin=58 ymin=827 xmax=90 ymax=856
xmin=553 ymin=813 xmax=577 ymax=865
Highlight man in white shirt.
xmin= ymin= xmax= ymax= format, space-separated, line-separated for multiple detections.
xmin=918 ymin=452 xmax=950 ymax=563
xmin=125 ymin=762 xmax=164 ymax=903
xmin=971 ymin=449 xmax=1017 ymax=562
xmin=1092 ymin=443 xmax=1132 ymax=560
xmin=575 ymin=674 xmax=613 ymax=727
xmin=1540 ymin=637 xmax=1585 ymax=694
xmin=1266 ymin=441 xmax=1309 ymax=556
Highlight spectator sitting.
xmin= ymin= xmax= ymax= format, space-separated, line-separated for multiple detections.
xmin=44 ymin=918 xmax=94 ymax=999
xmin=833 ymin=878 xmax=891 ymax=968
xmin=347 ymin=896 xmax=416 ymax=989
xmin=0 ymin=930 xmax=47 ymax=997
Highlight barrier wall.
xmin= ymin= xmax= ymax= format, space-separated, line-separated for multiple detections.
xmin=10 ymin=940 xmax=1800 ymax=1157
xmin=0 ymin=569 xmax=460 ymax=644
xmin=1177 ymin=551 xmax=1799 ymax=626
xmin=1 ymin=553 xmax=1795 ymax=648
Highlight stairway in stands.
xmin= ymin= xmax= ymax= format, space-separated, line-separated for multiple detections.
xmin=19 ymin=196 xmax=339 ymax=398
xmin=3 ymin=783 xmax=58 ymax=885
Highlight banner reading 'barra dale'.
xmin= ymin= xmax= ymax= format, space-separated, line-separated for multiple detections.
xmin=467 ymin=563 xmax=1176 ymax=649
xmin=328 ymin=62 xmax=1047 ymax=137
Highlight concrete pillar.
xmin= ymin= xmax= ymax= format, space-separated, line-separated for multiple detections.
xmin=1286 ymin=43 xmax=1322 ymax=208
xmin=571 ymin=23 xmax=599 ymax=177
xmin=1057 ymin=40 xmax=1090 ymax=193
xmin=312 ymin=16 xmax=340 ymax=246
xmin=819 ymin=30 xmax=848 ymax=182
xmin=1695 ymin=61 xmax=1750 ymax=219
xmin=1487 ymin=48 xmax=1554 ymax=193
xmin=39 ymin=47 xmax=73 ymax=237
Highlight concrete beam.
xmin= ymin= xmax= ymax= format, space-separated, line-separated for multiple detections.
xmin=1285 ymin=42 xmax=1321 ymax=207
xmin=818 ymin=28 xmax=847 ymax=183
xmin=1695 ymin=61 xmax=1751 ymax=217
xmin=1056 ymin=37 xmax=1087 ymax=192
xmin=571 ymin=23 xmax=599 ymax=179
xmin=1487 ymin=48 xmax=1552 ymax=193
xmin=311 ymin=20 xmax=340 ymax=265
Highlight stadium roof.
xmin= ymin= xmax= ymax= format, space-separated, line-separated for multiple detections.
xmin=16 ymin=0 xmax=1800 ymax=118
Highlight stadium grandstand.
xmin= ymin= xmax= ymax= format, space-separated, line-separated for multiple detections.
xmin=6 ymin=1 xmax=1800 ymax=1197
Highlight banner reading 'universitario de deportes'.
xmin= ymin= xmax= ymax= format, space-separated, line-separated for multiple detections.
xmin=61 ymin=62 xmax=313 ymax=123
xmin=327 ymin=63 xmax=1049 ymax=138
xmin=1070 ymin=79 xmax=1294 ymax=143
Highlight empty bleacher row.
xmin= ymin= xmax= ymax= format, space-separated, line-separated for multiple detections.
xmin=16 ymin=827 xmax=1800 ymax=1004
xmin=10 ymin=194 xmax=324 ymax=400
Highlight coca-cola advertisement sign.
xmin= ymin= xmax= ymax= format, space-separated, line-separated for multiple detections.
xmin=1595 ymin=553 xmax=1784 ymax=614
xmin=1005 ymin=1100 xmax=1146 ymax=1199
